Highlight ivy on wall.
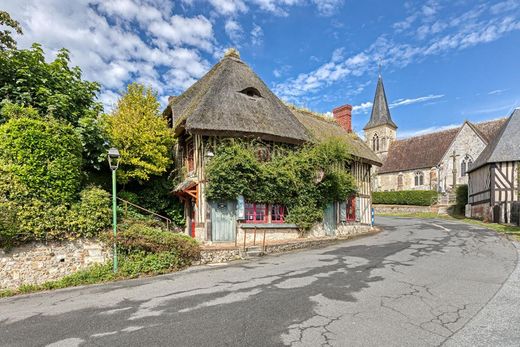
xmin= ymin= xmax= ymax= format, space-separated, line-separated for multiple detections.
xmin=205 ymin=138 xmax=357 ymax=230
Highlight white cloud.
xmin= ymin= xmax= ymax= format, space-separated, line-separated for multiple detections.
xmin=352 ymin=95 xmax=444 ymax=115
xmin=208 ymin=0 xmax=247 ymax=16
xmin=251 ymin=24 xmax=264 ymax=46
xmin=488 ymin=89 xmax=507 ymax=95
xmin=4 ymin=0 xmax=213 ymax=111
xmin=311 ymin=0 xmax=344 ymax=16
xmin=389 ymin=94 xmax=444 ymax=108
xmin=352 ymin=102 xmax=372 ymax=113
xmin=225 ymin=19 xmax=243 ymax=43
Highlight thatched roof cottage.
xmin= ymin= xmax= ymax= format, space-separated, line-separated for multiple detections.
xmin=164 ymin=49 xmax=381 ymax=243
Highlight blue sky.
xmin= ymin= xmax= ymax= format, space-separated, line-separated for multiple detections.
xmin=4 ymin=0 xmax=520 ymax=137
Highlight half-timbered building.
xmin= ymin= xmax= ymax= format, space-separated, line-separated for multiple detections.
xmin=163 ymin=49 xmax=381 ymax=242
xmin=467 ymin=109 xmax=520 ymax=223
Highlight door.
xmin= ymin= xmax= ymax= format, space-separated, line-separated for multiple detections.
xmin=210 ymin=201 xmax=236 ymax=242
xmin=323 ymin=202 xmax=336 ymax=236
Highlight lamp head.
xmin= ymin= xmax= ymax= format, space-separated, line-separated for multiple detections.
xmin=107 ymin=147 xmax=121 ymax=170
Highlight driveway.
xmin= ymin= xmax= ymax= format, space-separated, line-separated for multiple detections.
xmin=0 ymin=217 xmax=518 ymax=347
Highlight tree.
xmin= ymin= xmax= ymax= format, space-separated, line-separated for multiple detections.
xmin=0 ymin=11 xmax=23 ymax=51
xmin=0 ymin=43 xmax=101 ymax=126
xmin=0 ymin=110 xmax=83 ymax=204
xmin=103 ymin=83 xmax=174 ymax=184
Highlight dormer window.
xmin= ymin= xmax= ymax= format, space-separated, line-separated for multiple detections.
xmin=239 ymin=87 xmax=262 ymax=98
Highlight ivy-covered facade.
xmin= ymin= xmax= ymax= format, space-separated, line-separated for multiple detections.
xmin=163 ymin=49 xmax=381 ymax=242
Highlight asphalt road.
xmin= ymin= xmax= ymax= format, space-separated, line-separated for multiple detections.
xmin=0 ymin=217 xmax=518 ymax=347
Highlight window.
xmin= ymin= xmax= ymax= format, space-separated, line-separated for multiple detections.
xmin=186 ymin=140 xmax=194 ymax=172
xmin=339 ymin=197 xmax=356 ymax=222
xmin=372 ymin=134 xmax=379 ymax=151
xmin=461 ymin=155 xmax=473 ymax=176
xmin=414 ymin=171 xmax=424 ymax=186
xmin=256 ymin=144 xmax=271 ymax=162
xmin=271 ymin=205 xmax=285 ymax=223
xmin=346 ymin=197 xmax=356 ymax=222
xmin=397 ymin=174 xmax=403 ymax=190
xmin=381 ymin=137 xmax=387 ymax=150
xmin=245 ymin=203 xmax=268 ymax=223
xmin=239 ymin=87 xmax=262 ymax=98
xmin=461 ymin=161 xmax=467 ymax=177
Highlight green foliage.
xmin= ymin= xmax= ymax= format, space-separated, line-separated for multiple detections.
xmin=0 ymin=186 xmax=111 ymax=248
xmin=0 ymin=11 xmax=23 ymax=51
xmin=108 ymin=222 xmax=201 ymax=267
xmin=103 ymin=83 xmax=174 ymax=184
xmin=454 ymin=184 xmax=469 ymax=215
xmin=205 ymin=138 xmax=356 ymax=230
xmin=0 ymin=114 xmax=83 ymax=204
xmin=372 ymin=190 xmax=438 ymax=206
xmin=0 ymin=44 xmax=101 ymax=125
xmin=76 ymin=111 xmax=106 ymax=171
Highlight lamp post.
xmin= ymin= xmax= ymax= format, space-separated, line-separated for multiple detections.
xmin=107 ymin=147 xmax=121 ymax=273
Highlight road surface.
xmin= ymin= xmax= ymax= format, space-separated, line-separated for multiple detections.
xmin=0 ymin=217 xmax=518 ymax=346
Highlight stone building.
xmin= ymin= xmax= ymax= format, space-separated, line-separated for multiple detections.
xmin=163 ymin=49 xmax=381 ymax=243
xmin=364 ymin=74 xmax=506 ymax=193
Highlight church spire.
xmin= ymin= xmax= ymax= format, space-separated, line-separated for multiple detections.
xmin=363 ymin=74 xmax=397 ymax=130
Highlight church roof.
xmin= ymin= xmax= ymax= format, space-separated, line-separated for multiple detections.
xmin=167 ymin=49 xmax=310 ymax=144
xmin=290 ymin=107 xmax=382 ymax=166
xmin=469 ymin=109 xmax=520 ymax=172
xmin=363 ymin=76 xmax=397 ymax=130
xmin=379 ymin=118 xmax=507 ymax=174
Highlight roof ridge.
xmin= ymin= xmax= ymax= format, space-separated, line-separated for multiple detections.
xmin=286 ymin=104 xmax=338 ymax=124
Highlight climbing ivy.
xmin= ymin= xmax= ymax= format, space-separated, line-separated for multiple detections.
xmin=205 ymin=138 xmax=357 ymax=230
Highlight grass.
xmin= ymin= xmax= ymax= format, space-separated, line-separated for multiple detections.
xmin=379 ymin=212 xmax=520 ymax=235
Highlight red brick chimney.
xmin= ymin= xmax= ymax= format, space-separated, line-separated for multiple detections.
xmin=332 ymin=104 xmax=352 ymax=133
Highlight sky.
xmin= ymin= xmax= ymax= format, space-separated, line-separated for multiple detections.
xmin=3 ymin=0 xmax=520 ymax=138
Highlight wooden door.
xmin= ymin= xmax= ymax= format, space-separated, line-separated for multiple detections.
xmin=210 ymin=201 xmax=236 ymax=242
xmin=323 ymin=202 xmax=336 ymax=236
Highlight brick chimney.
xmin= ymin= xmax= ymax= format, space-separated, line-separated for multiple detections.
xmin=332 ymin=104 xmax=352 ymax=133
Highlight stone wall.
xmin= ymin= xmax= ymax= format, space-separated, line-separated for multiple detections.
xmin=237 ymin=225 xmax=301 ymax=244
xmin=373 ymin=204 xmax=435 ymax=214
xmin=377 ymin=168 xmax=434 ymax=192
xmin=0 ymin=239 xmax=109 ymax=290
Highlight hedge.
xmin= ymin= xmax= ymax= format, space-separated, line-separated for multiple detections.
xmin=372 ymin=190 xmax=438 ymax=206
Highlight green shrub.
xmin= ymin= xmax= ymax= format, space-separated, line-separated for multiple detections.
xmin=372 ymin=190 xmax=438 ymax=206
xmin=118 ymin=252 xmax=180 ymax=277
xmin=107 ymin=222 xmax=200 ymax=267
xmin=0 ymin=186 xmax=111 ymax=247
xmin=0 ymin=115 xmax=83 ymax=204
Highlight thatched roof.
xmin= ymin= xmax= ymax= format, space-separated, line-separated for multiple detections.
xmin=469 ymin=109 xmax=520 ymax=172
xmin=167 ymin=49 xmax=310 ymax=144
xmin=289 ymin=106 xmax=382 ymax=166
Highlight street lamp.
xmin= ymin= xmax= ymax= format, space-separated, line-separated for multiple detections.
xmin=107 ymin=147 xmax=120 ymax=273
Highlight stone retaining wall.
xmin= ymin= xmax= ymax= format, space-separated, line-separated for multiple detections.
xmin=374 ymin=204 xmax=437 ymax=214
xmin=0 ymin=239 xmax=109 ymax=290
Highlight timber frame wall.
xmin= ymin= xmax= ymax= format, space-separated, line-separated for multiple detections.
xmin=176 ymin=134 xmax=376 ymax=240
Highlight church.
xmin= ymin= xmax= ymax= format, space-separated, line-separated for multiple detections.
xmin=364 ymin=74 xmax=507 ymax=194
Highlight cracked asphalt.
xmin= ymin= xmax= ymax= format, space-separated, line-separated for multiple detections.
xmin=0 ymin=217 xmax=519 ymax=347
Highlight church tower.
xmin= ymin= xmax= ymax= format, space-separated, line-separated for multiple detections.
xmin=363 ymin=73 xmax=397 ymax=161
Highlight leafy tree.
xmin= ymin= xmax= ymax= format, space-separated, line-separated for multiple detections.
xmin=0 ymin=11 xmax=23 ymax=51
xmin=0 ymin=113 xmax=83 ymax=204
xmin=0 ymin=43 xmax=101 ymax=126
xmin=103 ymin=83 xmax=174 ymax=184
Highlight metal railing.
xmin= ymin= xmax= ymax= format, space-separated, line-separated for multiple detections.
xmin=117 ymin=197 xmax=172 ymax=231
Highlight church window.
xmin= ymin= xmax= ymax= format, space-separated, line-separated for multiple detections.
xmin=397 ymin=174 xmax=403 ymax=190
xmin=461 ymin=155 xmax=473 ymax=177
xmin=414 ymin=171 xmax=424 ymax=186
xmin=372 ymin=134 xmax=379 ymax=151
xmin=381 ymin=137 xmax=386 ymax=150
